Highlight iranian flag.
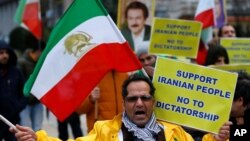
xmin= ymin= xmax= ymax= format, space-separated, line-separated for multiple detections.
xmin=195 ymin=0 xmax=216 ymax=65
xmin=14 ymin=0 xmax=42 ymax=40
xmin=24 ymin=0 xmax=142 ymax=121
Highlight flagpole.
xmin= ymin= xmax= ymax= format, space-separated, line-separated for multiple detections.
xmin=93 ymin=86 xmax=100 ymax=121
xmin=94 ymin=100 xmax=98 ymax=121
xmin=0 ymin=115 xmax=17 ymax=131
xmin=112 ymin=70 xmax=119 ymax=114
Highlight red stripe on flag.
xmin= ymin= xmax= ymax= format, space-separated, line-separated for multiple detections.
xmin=40 ymin=42 xmax=141 ymax=121
xmin=195 ymin=9 xmax=215 ymax=29
xmin=196 ymin=40 xmax=208 ymax=65
xmin=23 ymin=3 xmax=42 ymax=39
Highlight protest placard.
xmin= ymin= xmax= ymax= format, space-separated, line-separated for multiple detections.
xmin=117 ymin=0 xmax=155 ymax=29
xmin=149 ymin=18 xmax=201 ymax=58
xmin=210 ymin=64 xmax=250 ymax=74
xmin=153 ymin=57 xmax=238 ymax=133
xmin=220 ymin=38 xmax=250 ymax=64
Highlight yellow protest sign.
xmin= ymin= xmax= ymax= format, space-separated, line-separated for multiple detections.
xmin=220 ymin=38 xmax=250 ymax=64
xmin=210 ymin=64 xmax=250 ymax=74
xmin=149 ymin=18 xmax=202 ymax=58
xmin=153 ymin=57 xmax=238 ymax=133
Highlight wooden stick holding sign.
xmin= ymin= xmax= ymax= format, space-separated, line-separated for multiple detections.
xmin=91 ymin=87 xmax=100 ymax=121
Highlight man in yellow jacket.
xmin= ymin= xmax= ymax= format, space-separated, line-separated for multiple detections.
xmin=11 ymin=74 xmax=231 ymax=141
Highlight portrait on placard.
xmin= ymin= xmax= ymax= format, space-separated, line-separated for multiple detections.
xmin=117 ymin=0 xmax=155 ymax=51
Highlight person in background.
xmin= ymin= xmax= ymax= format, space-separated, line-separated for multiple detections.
xmin=218 ymin=24 xmax=236 ymax=38
xmin=135 ymin=41 xmax=185 ymax=79
xmin=121 ymin=1 xmax=151 ymax=52
xmin=208 ymin=24 xmax=236 ymax=47
xmin=230 ymin=72 xmax=250 ymax=140
xmin=76 ymin=71 xmax=128 ymax=132
xmin=18 ymin=47 xmax=43 ymax=131
xmin=136 ymin=41 xmax=157 ymax=79
xmin=204 ymin=45 xmax=229 ymax=66
xmin=11 ymin=74 xmax=231 ymax=141
xmin=57 ymin=112 xmax=83 ymax=140
xmin=0 ymin=40 xmax=26 ymax=141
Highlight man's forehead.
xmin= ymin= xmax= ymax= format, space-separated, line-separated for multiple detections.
xmin=127 ymin=81 xmax=150 ymax=89
xmin=139 ymin=54 xmax=155 ymax=59
xmin=127 ymin=86 xmax=150 ymax=96
xmin=127 ymin=9 xmax=144 ymax=15
xmin=223 ymin=26 xmax=235 ymax=31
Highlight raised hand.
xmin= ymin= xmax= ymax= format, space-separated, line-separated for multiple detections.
xmin=10 ymin=125 xmax=37 ymax=141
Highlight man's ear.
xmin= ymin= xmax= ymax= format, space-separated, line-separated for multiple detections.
xmin=236 ymin=97 xmax=244 ymax=107
xmin=239 ymin=97 xmax=244 ymax=103
xmin=152 ymin=98 xmax=155 ymax=107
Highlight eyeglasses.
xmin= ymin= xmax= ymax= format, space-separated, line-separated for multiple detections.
xmin=125 ymin=95 xmax=153 ymax=103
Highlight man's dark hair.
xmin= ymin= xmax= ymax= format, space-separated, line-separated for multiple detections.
xmin=204 ymin=45 xmax=229 ymax=66
xmin=234 ymin=72 xmax=250 ymax=106
xmin=218 ymin=24 xmax=236 ymax=37
xmin=125 ymin=1 xmax=149 ymax=19
xmin=122 ymin=73 xmax=155 ymax=98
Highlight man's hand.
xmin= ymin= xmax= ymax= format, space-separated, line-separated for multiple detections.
xmin=214 ymin=121 xmax=232 ymax=141
xmin=10 ymin=124 xmax=37 ymax=141
xmin=143 ymin=66 xmax=154 ymax=78
xmin=89 ymin=87 xmax=100 ymax=102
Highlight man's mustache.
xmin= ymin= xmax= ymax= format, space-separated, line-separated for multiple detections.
xmin=131 ymin=24 xmax=139 ymax=27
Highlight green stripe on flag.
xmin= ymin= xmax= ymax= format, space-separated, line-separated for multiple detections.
xmin=14 ymin=0 xmax=27 ymax=23
xmin=24 ymin=0 xmax=109 ymax=96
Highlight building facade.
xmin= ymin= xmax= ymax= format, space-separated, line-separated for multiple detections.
xmin=0 ymin=0 xmax=249 ymax=42
xmin=0 ymin=0 xmax=18 ymax=41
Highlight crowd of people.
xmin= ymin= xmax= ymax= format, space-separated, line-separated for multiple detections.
xmin=0 ymin=1 xmax=249 ymax=141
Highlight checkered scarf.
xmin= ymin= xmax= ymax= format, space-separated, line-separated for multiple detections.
xmin=122 ymin=112 xmax=163 ymax=141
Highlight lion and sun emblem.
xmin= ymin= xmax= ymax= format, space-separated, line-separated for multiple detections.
xmin=64 ymin=31 xmax=95 ymax=57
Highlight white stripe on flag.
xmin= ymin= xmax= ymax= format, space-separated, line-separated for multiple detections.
xmin=27 ymin=0 xmax=38 ymax=3
xmin=195 ymin=0 xmax=215 ymax=16
xmin=31 ymin=15 xmax=126 ymax=98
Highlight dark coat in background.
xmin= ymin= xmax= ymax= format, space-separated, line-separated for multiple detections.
xmin=0 ymin=40 xmax=26 ymax=141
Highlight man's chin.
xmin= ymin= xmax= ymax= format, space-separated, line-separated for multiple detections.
xmin=134 ymin=121 xmax=147 ymax=128
xmin=133 ymin=117 xmax=148 ymax=126
xmin=130 ymin=29 xmax=140 ymax=34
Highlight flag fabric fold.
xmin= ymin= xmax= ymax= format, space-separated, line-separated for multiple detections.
xmin=14 ymin=0 xmax=42 ymax=40
xmin=195 ymin=0 xmax=216 ymax=65
xmin=24 ymin=0 xmax=142 ymax=121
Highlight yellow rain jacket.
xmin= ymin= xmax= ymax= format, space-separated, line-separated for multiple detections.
xmin=35 ymin=114 xmax=225 ymax=141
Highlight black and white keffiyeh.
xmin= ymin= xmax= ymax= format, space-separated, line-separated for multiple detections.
xmin=122 ymin=112 xmax=163 ymax=141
